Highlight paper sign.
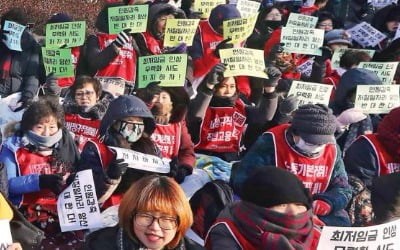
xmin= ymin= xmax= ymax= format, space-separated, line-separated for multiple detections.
xmin=331 ymin=48 xmax=375 ymax=69
xmin=108 ymin=5 xmax=149 ymax=34
xmin=286 ymin=13 xmax=318 ymax=28
xmin=164 ymin=19 xmax=200 ymax=47
xmin=109 ymin=146 xmax=170 ymax=173
xmin=138 ymin=54 xmax=187 ymax=88
xmin=219 ymin=48 xmax=267 ymax=78
xmin=370 ymin=0 xmax=398 ymax=8
xmin=194 ymin=0 xmax=225 ymax=19
xmin=223 ymin=13 xmax=258 ymax=44
xmin=347 ymin=22 xmax=386 ymax=48
xmin=236 ymin=0 xmax=261 ymax=17
xmin=96 ymin=77 xmax=125 ymax=98
xmin=354 ymin=85 xmax=400 ymax=114
xmin=287 ymin=81 xmax=333 ymax=106
xmin=359 ymin=62 xmax=399 ymax=85
xmin=317 ymin=218 xmax=400 ymax=250
xmin=395 ymin=25 xmax=400 ymax=41
xmin=297 ymin=58 xmax=314 ymax=77
xmin=45 ymin=21 xmax=86 ymax=48
xmin=281 ymin=27 xmax=324 ymax=56
xmin=42 ymin=48 xmax=74 ymax=78
xmin=0 ymin=220 xmax=12 ymax=249
xmin=3 ymin=21 xmax=25 ymax=51
xmin=57 ymin=170 xmax=102 ymax=232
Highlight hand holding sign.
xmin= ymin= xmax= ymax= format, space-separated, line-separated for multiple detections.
xmin=207 ymin=63 xmax=227 ymax=85
xmin=114 ymin=29 xmax=131 ymax=48
xmin=214 ymin=38 xmax=233 ymax=58
xmin=263 ymin=67 xmax=281 ymax=87
xmin=107 ymin=158 xmax=129 ymax=180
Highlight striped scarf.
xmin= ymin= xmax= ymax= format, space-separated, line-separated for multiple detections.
xmin=229 ymin=201 xmax=314 ymax=250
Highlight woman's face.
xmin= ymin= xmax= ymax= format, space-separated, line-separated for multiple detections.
xmin=265 ymin=8 xmax=282 ymax=21
xmin=214 ymin=77 xmax=236 ymax=97
xmin=32 ymin=115 xmax=59 ymax=136
xmin=317 ymin=19 xmax=333 ymax=32
xmin=156 ymin=14 xmax=175 ymax=36
xmin=386 ymin=20 xmax=399 ymax=32
xmin=133 ymin=211 xmax=178 ymax=250
xmin=269 ymin=203 xmax=307 ymax=215
xmin=74 ymin=83 xmax=98 ymax=109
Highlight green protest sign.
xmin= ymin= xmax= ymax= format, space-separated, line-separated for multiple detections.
xmin=359 ymin=62 xmax=399 ymax=85
xmin=280 ymin=27 xmax=324 ymax=56
xmin=45 ymin=21 xmax=86 ymax=48
xmin=223 ymin=13 xmax=258 ymax=44
xmin=331 ymin=48 xmax=375 ymax=69
xmin=164 ymin=19 xmax=200 ymax=47
xmin=42 ymin=48 xmax=74 ymax=78
xmin=354 ymin=85 xmax=400 ymax=114
xmin=108 ymin=5 xmax=149 ymax=34
xmin=138 ymin=54 xmax=187 ymax=88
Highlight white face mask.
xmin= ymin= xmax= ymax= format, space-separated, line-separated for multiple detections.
xmin=119 ymin=121 xmax=145 ymax=143
xmin=296 ymin=138 xmax=326 ymax=154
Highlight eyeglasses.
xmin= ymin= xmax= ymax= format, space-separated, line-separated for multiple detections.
xmin=75 ymin=91 xmax=95 ymax=98
xmin=318 ymin=23 xmax=333 ymax=28
xmin=119 ymin=121 xmax=144 ymax=132
xmin=134 ymin=213 xmax=178 ymax=230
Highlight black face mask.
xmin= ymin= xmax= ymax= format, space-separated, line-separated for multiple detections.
xmin=263 ymin=20 xmax=282 ymax=31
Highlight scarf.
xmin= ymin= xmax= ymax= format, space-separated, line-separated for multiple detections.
xmin=228 ymin=201 xmax=314 ymax=250
xmin=26 ymin=129 xmax=63 ymax=148
xmin=210 ymin=95 xmax=237 ymax=107
xmin=0 ymin=44 xmax=12 ymax=80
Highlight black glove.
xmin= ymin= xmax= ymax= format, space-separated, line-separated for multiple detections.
xmin=39 ymin=174 xmax=63 ymax=195
xmin=265 ymin=42 xmax=285 ymax=66
xmin=263 ymin=66 xmax=282 ymax=87
xmin=279 ymin=95 xmax=299 ymax=115
xmin=107 ymin=158 xmax=129 ymax=179
xmin=207 ymin=63 xmax=226 ymax=85
xmin=168 ymin=161 xmax=192 ymax=184
xmin=214 ymin=38 xmax=233 ymax=58
xmin=13 ymin=96 xmax=31 ymax=112
xmin=315 ymin=46 xmax=332 ymax=64
xmin=114 ymin=29 xmax=131 ymax=48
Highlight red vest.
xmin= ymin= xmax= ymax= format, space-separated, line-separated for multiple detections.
xmin=57 ymin=46 xmax=81 ymax=88
xmin=64 ymin=113 xmax=101 ymax=152
xmin=151 ymin=122 xmax=181 ymax=159
xmin=362 ymin=134 xmax=400 ymax=175
xmin=140 ymin=31 xmax=163 ymax=55
xmin=267 ymin=124 xmax=337 ymax=194
xmin=95 ymin=33 xmax=136 ymax=82
xmin=195 ymin=99 xmax=246 ymax=153
xmin=300 ymin=5 xmax=319 ymax=15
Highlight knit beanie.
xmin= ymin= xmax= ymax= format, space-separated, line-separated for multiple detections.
xmin=47 ymin=13 xmax=73 ymax=24
xmin=208 ymin=4 xmax=241 ymax=32
xmin=291 ymin=104 xmax=337 ymax=145
xmin=241 ymin=167 xmax=312 ymax=209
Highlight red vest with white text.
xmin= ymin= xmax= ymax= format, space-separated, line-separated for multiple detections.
xmin=195 ymin=99 xmax=246 ymax=153
xmin=151 ymin=122 xmax=181 ymax=159
xmin=267 ymin=124 xmax=337 ymax=194
xmin=64 ymin=113 xmax=101 ymax=151
xmin=140 ymin=31 xmax=163 ymax=55
xmin=57 ymin=46 xmax=81 ymax=88
xmin=95 ymin=32 xmax=136 ymax=82
xmin=361 ymin=134 xmax=400 ymax=175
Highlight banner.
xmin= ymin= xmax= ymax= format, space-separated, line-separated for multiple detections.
xmin=45 ymin=21 xmax=86 ymax=48
xmin=330 ymin=48 xmax=375 ymax=69
xmin=317 ymin=218 xmax=400 ymax=250
xmin=108 ymin=5 xmax=149 ymax=34
xmin=236 ymin=0 xmax=261 ymax=17
xmin=347 ymin=22 xmax=386 ymax=48
xmin=164 ymin=19 xmax=200 ymax=47
xmin=57 ymin=170 xmax=102 ymax=232
xmin=138 ymin=54 xmax=187 ymax=88
xmin=194 ymin=0 xmax=225 ymax=19
xmin=96 ymin=77 xmax=125 ymax=98
xmin=41 ymin=48 xmax=74 ymax=78
xmin=286 ymin=13 xmax=318 ymax=28
xmin=287 ymin=81 xmax=333 ymax=106
xmin=359 ymin=62 xmax=399 ymax=85
xmin=297 ymin=58 xmax=314 ymax=77
xmin=281 ymin=27 xmax=324 ymax=56
xmin=0 ymin=220 xmax=12 ymax=249
xmin=109 ymin=146 xmax=170 ymax=173
xmin=354 ymin=85 xmax=400 ymax=114
xmin=3 ymin=21 xmax=25 ymax=51
xmin=223 ymin=13 xmax=258 ymax=44
xmin=219 ymin=48 xmax=267 ymax=78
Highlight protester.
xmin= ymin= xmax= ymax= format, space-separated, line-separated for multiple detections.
xmin=207 ymin=167 xmax=320 ymax=250
xmin=371 ymin=4 xmax=400 ymax=50
xmin=84 ymin=175 xmax=204 ymax=249
xmin=315 ymin=11 xmax=336 ymax=32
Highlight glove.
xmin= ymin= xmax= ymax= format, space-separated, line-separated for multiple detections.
xmin=13 ymin=96 xmax=31 ymax=112
xmin=313 ymin=200 xmax=331 ymax=216
xmin=168 ymin=161 xmax=192 ymax=184
xmin=214 ymin=38 xmax=233 ymax=58
xmin=165 ymin=43 xmax=187 ymax=54
xmin=44 ymin=73 xmax=61 ymax=96
xmin=107 ymin=158 xmax=129 ymax=179
xmin=279 ymin=95 xmax=299 ymax=115
xmin=263 ymin=66 xmax=282 ymax=87
xmin=39 ymin=174 xmax=64 ymax=195
xmin=114 ymin=29 xmax=131 ymax=48
xmin=336 ymin=108 xmax=367 ymax=128
xmin=315 ymin=46 xmax=332 ymax=64
xmin=207 ymin=63 xmax=226 ymax=85
xmin=265 ymin=42 xmax=285 ymax=66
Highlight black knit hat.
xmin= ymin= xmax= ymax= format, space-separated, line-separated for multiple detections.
xmin=241 ymin=167 xmax=312 ymax=209
xmin=291 ymin=104 xmax=337 ymax=145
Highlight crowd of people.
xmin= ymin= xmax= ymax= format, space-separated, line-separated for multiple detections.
xmin=0 ymin=0 xmax=400 ymax=249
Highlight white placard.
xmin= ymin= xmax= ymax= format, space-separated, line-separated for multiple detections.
xmin=3 ymin=21 xmax=26 ymax=51
xmin=347 ymin=22 xmax=387 ymax=48
xmin=394 ymin=25 xmax=400 ymax=41
xmin=280 ymin=27 xmax=324 ymax=56
xmin=370 ymin=0 xmax=398 ymax=8
xmin=297 ymin=58 xmax=314 ymax=77
xmin=330 ymin=48 xmax=375 ymax=69
xmin=287 ymin=80 xmax=333 ymax=106
xmin=354 ymin=85 xmax=400 ymax=114
xmin=0 ymin=220 xmax=12 ymax=248
xmin=286 ymin=13 xmax=318 ymax=28
xmin=359 ymin=62 xmax=399 ymax=85
xmin=317 ymin=218 xmax=400 ymax=250
xmin=109 ymin=146 xmax=170 ymax=173
xmin=236 ymin=0 xmax=261 ymax=17
xmin=57 ymin=169 xmax=102 ymax=232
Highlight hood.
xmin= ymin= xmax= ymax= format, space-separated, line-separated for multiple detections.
xmin=147 ymin=2 xmax=185 ymax=38
xmin=99 ymin=95 xmax=155 ymax=137
xmin=208 ymin=4 xmax=241 ymax=33
xmin=371 ymin=5 xmax=400 ymax=33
